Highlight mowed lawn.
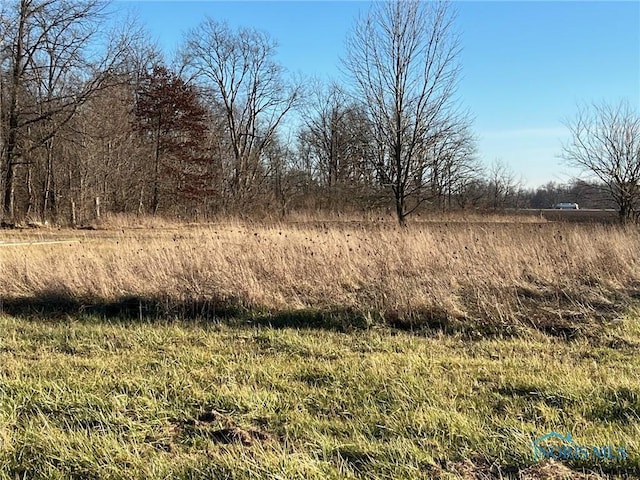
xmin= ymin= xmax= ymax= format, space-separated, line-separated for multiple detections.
xmin=0 ymin=313 xmax=639 ymax=479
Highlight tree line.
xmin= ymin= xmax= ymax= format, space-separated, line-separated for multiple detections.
xmin=1 ymin=0 xmax=637 ymax=226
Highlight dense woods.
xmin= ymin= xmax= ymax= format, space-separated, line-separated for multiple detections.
xmin=0 ymin=0 xmax=634 ymax=226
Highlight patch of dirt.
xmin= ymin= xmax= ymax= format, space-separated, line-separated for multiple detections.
xmin=170 ymin=409 xmax=275 ymax=447
xmin=206 ymin=426 xmax=272 ymax=446
xmin=520 ymin=460 xmax=605 ymax=480
xmin=196 ymin=410 xmax=225 ymax=423
xmin=448 ymin=458 xmax=499 ymax=479
xmin=432 ymin=459 xmax=607 ymax=480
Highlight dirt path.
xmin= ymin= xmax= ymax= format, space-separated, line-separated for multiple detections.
xmin=0 ymin=240 xmax=80 ymax=247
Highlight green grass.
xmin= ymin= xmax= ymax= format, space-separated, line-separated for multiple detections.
xmin=0 ymin=312 xmax=639 ymax=479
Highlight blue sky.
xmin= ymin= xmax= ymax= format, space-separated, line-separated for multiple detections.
xmin=116 ymin=1 xmax=640 ymax=188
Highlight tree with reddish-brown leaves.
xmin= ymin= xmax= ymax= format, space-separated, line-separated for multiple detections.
xmin=134 ymin=64 xmax=208 ymax=215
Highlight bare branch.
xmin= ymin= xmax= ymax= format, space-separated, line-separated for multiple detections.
xmin=343 ymin=0 xmax=470 ymax=225
xmin=562 ymin=100 xmax=640 ymax=223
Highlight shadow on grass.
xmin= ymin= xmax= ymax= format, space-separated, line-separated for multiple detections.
xmin=0 ymin=292 xmax=243 ymax=323
xmin=588 ymin=386 xmax=640 ymax=425
xmin=0 ymin=289 xmax=634 ymax=341
xmin=0 ymin=292 xmax=498 ymax=336
xmin=0 ymin=293 xmax=396 ymax=333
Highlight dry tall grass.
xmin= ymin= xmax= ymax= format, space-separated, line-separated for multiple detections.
xmin=1 ymin=218 xmax=639 ymax=334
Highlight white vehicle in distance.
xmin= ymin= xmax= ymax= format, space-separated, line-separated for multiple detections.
xmin=554 ymin=202 xmax=579 ymax=210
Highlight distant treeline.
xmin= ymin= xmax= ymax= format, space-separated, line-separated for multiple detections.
xmin=0 ymin=1 xmax=617 ymax=226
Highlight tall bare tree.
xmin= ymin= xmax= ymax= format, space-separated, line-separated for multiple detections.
xmin=562 ymin=100 xmax=640 ymax=224
xmin=344 ymin=0 xmax=467 ymax=225
xmin=182 ymin=19 xmax=300 ymax=209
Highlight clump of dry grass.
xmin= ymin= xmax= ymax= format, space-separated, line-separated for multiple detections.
xmin=1 ymin=219 xmax=639 ymax=334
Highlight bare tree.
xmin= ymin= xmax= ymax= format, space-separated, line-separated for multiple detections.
xmin=262 ymin=134 xmax=311 ymax=218
xmin=0 ymin=0 xmax=139 ymax=222
xmin=487 ymin=159 xmax=520 ymax=210
xmin=300 ymin=82 xmax=347 ymax=188
xmin=423 ymin=112 xmax=478 ymax=210
xmin=182 ymin=19 xmax=300 ymax=209
xmin=562 ymin=100 xmax=640 ymax=224
xmin=73 ymin=83 xmax=140 ymax=220
xmin=344 ymin=0 xmax=466 ymax=225
xmin=297 ymin=81 xmax=377 ymax=209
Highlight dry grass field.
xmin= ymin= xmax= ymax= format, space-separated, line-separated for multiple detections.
xmin=521 ymin=209 xmax=620 ymax=224
xmin=1 ymin=213 xmax=638 ymax=338
xmin=1 ymin=213 xmax=639 ymax=479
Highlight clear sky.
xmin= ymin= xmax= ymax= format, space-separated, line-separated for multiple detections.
xmin=115 ymin=1 xmax=640 ymax=188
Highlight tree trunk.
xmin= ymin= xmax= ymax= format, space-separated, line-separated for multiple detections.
xmin=3 ymin=162 xmax=16 ymax=220
xmin=153 ymin=115 xmax=161 ymax=215
xmin=619 ymin=201 xmax=633 ymax=225
xmin=3 ymin=1 xmax=26 ymax=222
xmin=70 ymin=199 xmax=76 ymax=227
xmin=395 ymin=194 xmax=406 ymax=227
xmin=138 ymin=184 xmax=145 ymax=216
xmin=42 ymin=137 xmax=55 ymax=222
xmin=25 ymin=165 xmax=33 ymax=217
